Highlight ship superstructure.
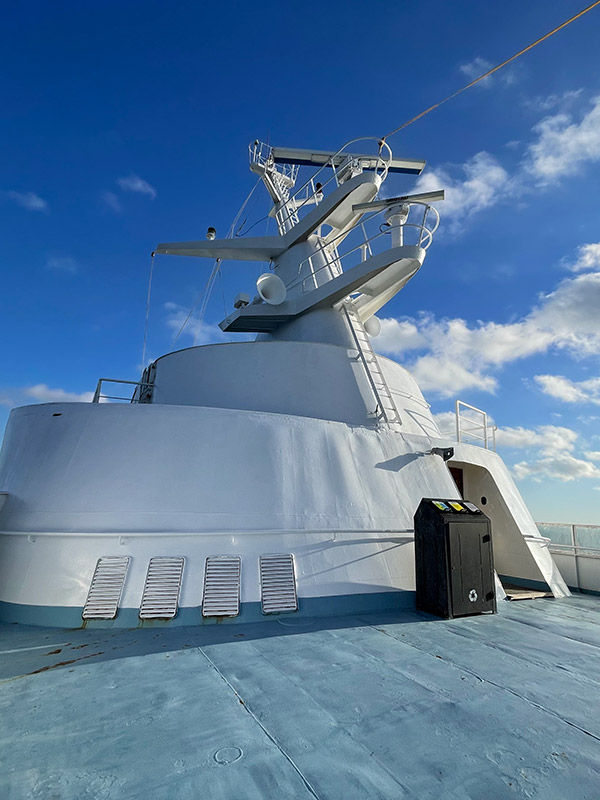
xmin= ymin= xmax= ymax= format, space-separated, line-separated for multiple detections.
xmin=0 ymin=138 xmax=568 ymax=627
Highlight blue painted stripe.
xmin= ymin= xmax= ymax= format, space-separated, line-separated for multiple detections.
xmin=0 ymin=590 xmax=416 ymax=628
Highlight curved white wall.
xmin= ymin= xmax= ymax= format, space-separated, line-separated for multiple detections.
xmin=151 ymin=341 xmax=440 ymax=439
xmin=0 ymin=402 xmax=457 ymax=534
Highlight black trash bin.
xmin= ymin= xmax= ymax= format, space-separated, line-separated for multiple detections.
xmin=414 ymin=498 xmax=496 ymax=619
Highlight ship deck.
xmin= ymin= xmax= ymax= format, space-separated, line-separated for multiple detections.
xmin=1 ymin=595 xmax=600 ymax=799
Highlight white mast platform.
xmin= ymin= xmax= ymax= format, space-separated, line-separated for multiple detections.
xmin=0 ymin=138 xmax=568 ymax=627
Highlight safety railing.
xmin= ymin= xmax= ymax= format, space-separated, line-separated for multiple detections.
xmin=92 ymin=379 xmax=154 ymax=404
xmin=289 ymin=200 xmax=440 ymax=294
xmin=255 ymin=137 xmax=394 ymax=235
xmin=455 ymin=400 xmax=497 ymax=451
xmin=536 ymin=522 xmax=600 ymax=559
xmin=249 ymin=140 xmax=299 ymax=186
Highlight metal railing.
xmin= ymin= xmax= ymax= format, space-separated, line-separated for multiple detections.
xmin=249 ymin=140 xmax=299 ymax=187
xmin=455 ymin=400 xmax=497 ymax=451
xmin=536 ymin=522 xmax=600 ymax=560
xmin=253 ymin=137 xmax=394 ymax=235
xmin=92 ymin=379 xmax=154 ymax=404
xmin=289 ymin=201 xmax=440 ymax=294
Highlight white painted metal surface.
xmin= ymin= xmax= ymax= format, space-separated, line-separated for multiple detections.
xmin=82 ymin=557 xmax=130 ymax=619
xmin=202 ymin=556 xmax=241 ymax=617
xmin=0 ymin=135 xmax=576 ymax=626
xmin=449 ymin=445 xmax=570 ymax=598
xmin=259 ymin=554 xmax=298 ymax=614
xmin=343 ymin=302 xmax=401 ymax=428
xmin=139 ymin=557 xmax=184 ymax=619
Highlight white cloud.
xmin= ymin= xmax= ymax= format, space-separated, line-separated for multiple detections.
xmin=376 ymin=245 xmax=600 ymax=398
xmin=431 ymin=411 xmax=457 ymax=437
xmin=415 ymin=95 xmax=600 ymax=234
xmin=101 ymin=191 xmax=123 ymax=213
xmin=513 ymin=453 xmax=600 ymax=483
xmin=521 ymin=89 xmax=583 ymax=113
xmin=415 ymin=152 xmax=511 ymax=231
xmin=377 ymin=318 xmax=426 ymax=353
xmin=459 ymin=57 xmax=518 ymax=88
xmin=523 ymin=95 xmax=600 ymax=184
xmin=6 ymin=190 xmax=48 ymax=212
xmin=496 ymin=425 xmax=578 ymax=456
xmin=25 ymin=384 xmax=94 ymax=403
xmin=431 ymin=412 xmax=598 ymax=484
xmin=534 ymin=375 xmax=600 ymax=406
xmin=164 ymin=302 xmax=226 ymax=345
xmin=490 ymin=422 xmax=600 ymax=484
xmin=117 ymin=174 xmax=157 ymax=198
xmin=564 ymin=242 xmax=600 ymax=273
xmin=45 ymin=256 xmax=78 ymax=274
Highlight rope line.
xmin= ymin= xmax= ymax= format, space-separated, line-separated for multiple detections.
xmin=382 ymin=0 xmax=600 ymax=141
xmin=141 ymin=251 xmax=155 ymax=366
xmin=173 ymin=176 xmax=263 ymax=343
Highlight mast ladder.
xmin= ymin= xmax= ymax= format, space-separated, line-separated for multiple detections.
xmin=343 ymin=302 xmax=402 ymax=429
xmin=271 ymin=169 xmax=299 ymax=232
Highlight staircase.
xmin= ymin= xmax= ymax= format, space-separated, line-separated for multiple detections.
xmin=343 ymin=302 xmax=402 ymax=429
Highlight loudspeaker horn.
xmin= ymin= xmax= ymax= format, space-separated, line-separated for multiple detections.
xmin=256 ymin=273 xmax=287 ymax=305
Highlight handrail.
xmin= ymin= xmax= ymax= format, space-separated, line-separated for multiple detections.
xmin=289 ymin=201 xmax=440 ymax=294
xmin=275 ymin=137 xmax=393 ymax=232
xmin=521 ymin=534 xmax=551 ymax=548
xmin=535 ymin=521 xmax=600 ymax=582
xmin=93 ymin=378 xmax=154 ymax=404
xmin=537 ymin=521 xmax=600 ymax=530
xmin=455 ymin=400 xmax=497 ymax=451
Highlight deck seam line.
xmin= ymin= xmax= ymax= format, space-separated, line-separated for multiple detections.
xmin=498 ymin=609 xmax=600 ymax=650
xmin=372 ymin=625 xmax=600 ymax=743
xmin=239 ymin=630 xmax=416 ymax=796
xmin=196 ymin=646 xmax=323 ymax=800
xmin=437 ymin=621 xmax=600 ymax=687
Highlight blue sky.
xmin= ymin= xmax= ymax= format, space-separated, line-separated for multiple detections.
xmin=1 ymin=0 xmax=599 ymax=522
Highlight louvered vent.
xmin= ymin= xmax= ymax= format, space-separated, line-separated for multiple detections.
xmin=259 ymin=554 xmax=298 ymax=614
xmin=82 ymin=556 xmax=130 ymax=620
xmin=139 ymin=557 xmax=185 ymax=619
xmin=202 ymin=556 xmax=241 ymax=617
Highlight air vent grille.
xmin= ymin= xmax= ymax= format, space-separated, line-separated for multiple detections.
xmin=82 ymin=556 xmax=130 ymax=620
xmin=139 ymin=557 xmax=185 ymax=619
xmin=259 ymin=554 xmax=298 ymax=614
xmin=202 ymin=556 xmax=241 ymax=617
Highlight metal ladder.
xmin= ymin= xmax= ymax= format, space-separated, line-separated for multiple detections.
xmin=271 ymin=170 xmax=299 ymax=232
xmin=343 ymin=302 xmax=402 ymax=429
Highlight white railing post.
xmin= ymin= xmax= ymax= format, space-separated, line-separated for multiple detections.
xmin=573 ymin=524 xmax=581 ymax=590
xmin=455 ymin=400 xmax=461 ymax=442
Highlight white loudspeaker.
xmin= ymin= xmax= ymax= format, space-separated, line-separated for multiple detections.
xmin=364 ymin=315 xmax=381 ymax=337
xmin=256 ymin=273 xmax=287 ymax=305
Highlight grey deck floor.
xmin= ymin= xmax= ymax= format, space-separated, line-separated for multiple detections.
xmin=1 ymin=595 xmax=600 ymax=799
